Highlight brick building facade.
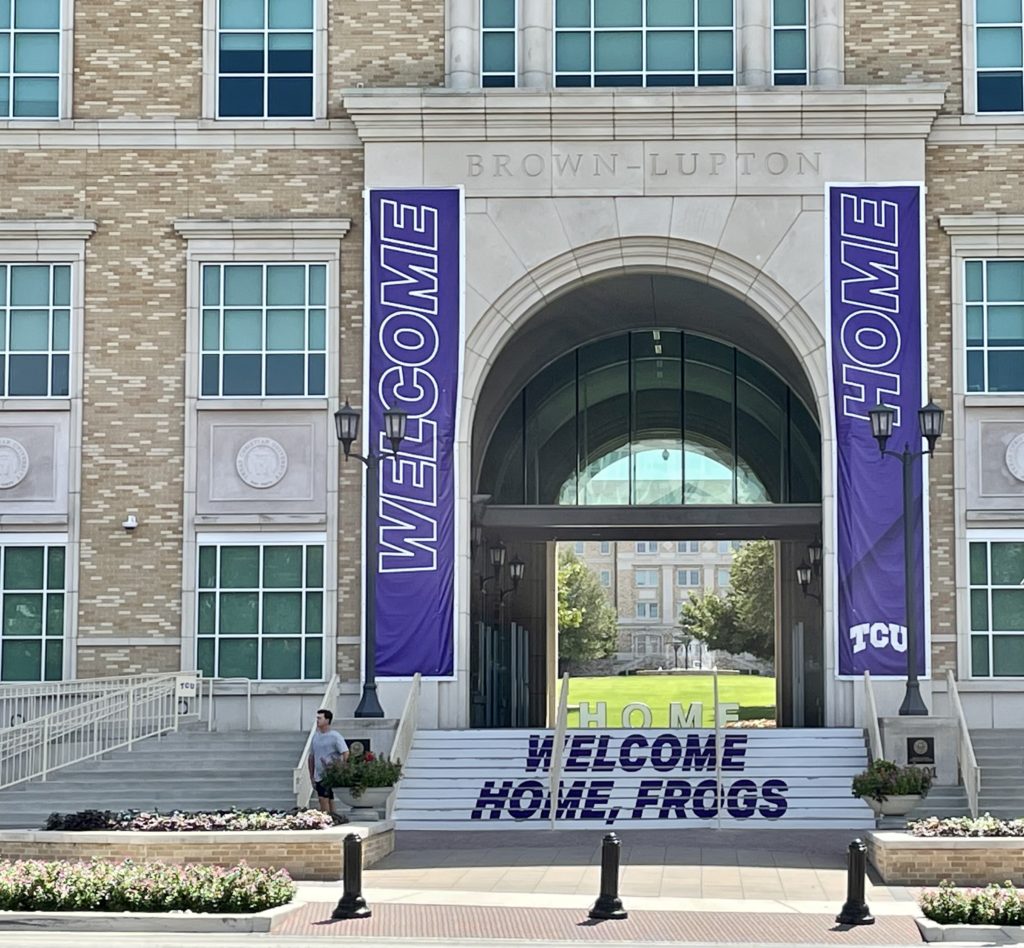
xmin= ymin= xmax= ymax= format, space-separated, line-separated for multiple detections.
xmin=0 ymin=0 xmax=1021 ymax=730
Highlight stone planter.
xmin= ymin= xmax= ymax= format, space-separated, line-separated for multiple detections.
xmin=334 ymin=787 xmax=395 ymax=820
xmin=864 ymin=794 xmax=923 ymax=817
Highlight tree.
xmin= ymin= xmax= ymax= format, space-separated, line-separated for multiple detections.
xmin=556 ymin=549 xmax=619 ymax=662
xmin=678 ymin=540 xmax=775 ymax=662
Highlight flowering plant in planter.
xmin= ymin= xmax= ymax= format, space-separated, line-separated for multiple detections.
xmin=320 ymin=751 xmax=402 ymax=800
xmin=851 ymin=758 xmax=933 ymax=803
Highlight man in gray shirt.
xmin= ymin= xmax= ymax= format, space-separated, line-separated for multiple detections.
xmin=308 ymin=708 xmax=349 ymax=817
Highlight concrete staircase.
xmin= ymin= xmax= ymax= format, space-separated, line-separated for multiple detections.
xmin=0 ymin=727 xmax=304 ymax=829
xmin=890 ymin=785 xmax=972 ymax=826
xmin=393 ymin=727 xmax=876 ymax=830
xmin=972 ymin=729 xmax=1024 ymax=819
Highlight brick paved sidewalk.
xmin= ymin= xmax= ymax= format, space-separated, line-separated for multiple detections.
xmin=275 ymin=902 xmax=923 ymax=944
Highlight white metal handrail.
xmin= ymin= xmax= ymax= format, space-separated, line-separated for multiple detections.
xmin=386 ymin=673 xmax=422 ymax=819
xmin=862 ymin=670 xmax=885 ymax=762
xmin=390 ymin=673 xmax=421 ymax=766
xmin=549 ymin=672 xmax=570 ymax=829
xmin=293 ymin=674 xmax=339 ymax=808
xmin=0 ymin=674 xmax=183 ymax=730
xmin=203 ymin=677 xmax=253 ymax=732
xmin=0 ymin=673 xmax=191 ymax=791
xmin=946 ymin=669 xmax=980 ymax=818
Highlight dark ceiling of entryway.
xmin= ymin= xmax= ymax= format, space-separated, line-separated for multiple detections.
xmin=471 ymin=272 xmax=819 ymax=488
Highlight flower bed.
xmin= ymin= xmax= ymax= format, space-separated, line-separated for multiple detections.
xmin=0 ymin=858 xmax=294 ymax=914
xmin=909 ymin=814 xmax=1024 ymax=838
xmin=43 ymin=809 xmax=334 ymax=833
xmin=920 ymin=880 xmax=1024 ymax=925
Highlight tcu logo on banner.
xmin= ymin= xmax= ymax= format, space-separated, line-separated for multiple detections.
xmin=826 ymin=184 xmax=928 ymax=679
xmin=366 ymin=188 xmax=462 ymax=678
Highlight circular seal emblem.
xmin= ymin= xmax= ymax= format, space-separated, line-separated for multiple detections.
xmin=0 ymin=438 xmax=29 ymax=489
xmin=1006 ymin=433 xmax=1024 ymax=484
xmin=912 ymin=738 xmax=930 ymax=756
xmin=235 ymin=437 xmax=288 ymax=489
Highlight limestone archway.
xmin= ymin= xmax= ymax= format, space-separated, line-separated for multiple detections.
xmin=444 ymin=236 xmax=839 ymax=730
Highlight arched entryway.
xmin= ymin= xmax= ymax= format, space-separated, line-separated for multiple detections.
xmin=469 ymin=271 xmax=825 ymax=729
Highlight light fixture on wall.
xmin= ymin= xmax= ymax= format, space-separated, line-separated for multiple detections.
xmin=334 ymin=398 xmax=407 ymax=719
xmin=796 ymin=561 xmax=821 ymax=602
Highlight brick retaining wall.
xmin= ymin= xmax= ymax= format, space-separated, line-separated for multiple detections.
xmin=867 ymin=831 xmax=1024 ymax=887
xmin=0 ymin=824 xmax=393 ymax=882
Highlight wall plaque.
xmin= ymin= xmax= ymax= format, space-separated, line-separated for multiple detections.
xmin=0 ymin=438 xmax=30 ymax=489
xmin=907 ymin=736 xmax=935 ymax=765
xmin=235 ymin=437 xmax=288 ymax=489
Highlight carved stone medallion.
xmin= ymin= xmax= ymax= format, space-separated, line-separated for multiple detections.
xmin=235 ymin=437 xmax=288 ymax=489
xmin=0 ymin=438 xmax=29 ymax=489
xmin=1006 ymin=433 xmax=1024 ymax=484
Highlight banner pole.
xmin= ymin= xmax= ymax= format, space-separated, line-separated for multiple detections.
xmin=713 ymin=665 xmax=722 ymax=830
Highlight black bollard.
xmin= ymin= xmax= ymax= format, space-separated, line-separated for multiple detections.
xmin=332 ymin=832 xmax=372 ymax=919
xmin=588 ymin=833 xmax=628 ymax=920
xmin=835 ymin=838 xmax=874 ymax=926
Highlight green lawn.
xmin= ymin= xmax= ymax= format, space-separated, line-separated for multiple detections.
xmin=565 ymin=674 xmax=776 ymax=728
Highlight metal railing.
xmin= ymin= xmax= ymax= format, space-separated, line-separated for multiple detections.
xmin=386 ymin=673 xmax=422 ymax=819
xmin=0 ymin=674 xmax=182 ymax=730
xmin=549 ymin=672 xmax=570 ymax=829
xmin=862 ymin=670 xmax=885 ymax=762
xmin=203 ymin=677 xmax=253 ymax=732
xmin=946 ymin=669 xmax=980 ymax=817
xmin=390 ymin=673 xmax=422 ymax=767
xmin=292 ymin=674 xmax=339 ymax=808
xmin=0 ymin=673 xmax=192 ymax=791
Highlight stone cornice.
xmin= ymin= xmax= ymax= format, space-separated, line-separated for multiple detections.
xmin=0 ymin=219 xmax=97 ymax=240
xmin=939 ymin=213 xmax=1024 ymax=237
xmin=173 ymin=218 xmax=352 ymax=241
xmin=342 ymin=85 xmax=949 ymax=143
xmin=0 ymin=119 xmax=361 ymax=150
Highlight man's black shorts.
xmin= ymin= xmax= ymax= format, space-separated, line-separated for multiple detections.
xmin=314 ymin=780 xmax=333 ymax=800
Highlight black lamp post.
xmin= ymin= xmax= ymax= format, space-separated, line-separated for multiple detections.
xmin=867 ymin=399 xmax=945 ymax=716
xmin=334 ymin=399 xmax=407 ymax=718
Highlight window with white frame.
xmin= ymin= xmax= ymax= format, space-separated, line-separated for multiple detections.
xmin=965 ymin=259 xmax=1024 ymax=392
xmin=717 ymin=566 xmax=731 ymax=588
xmin=0 ymin=0 xmax=61 ymax=118
xmin=197 ymin=541 xmax=324 ymax=680
xmin=599 ymin=569 xmax=611 ymax=586
xmin=573 ymin=540 xmax=585 ymax=554
xmin=634 ymin=568 xmax=659 ymax=586
xmin=0 ymin=264 xmax=71 ymax=397
xmin=217 ymin=0 xmax=315 ymax=118
xmin=772 ymin=0 xmax=807 ymax=85
xmin=677 ymin=540 xmax=700 ymax=553
xmin=635 ymin=540 xmax=658 ymax=554
xmin=599 ymin=541 xmax=611 ymax=554
xmin=717 ymin=540 xmax=742 ymax=554
xmin=635 ymin=601 xmax=659 ymax=619
xmin=0 ymin=544 xmax=64 ymax=681
xmin=676 ymin=568 xmax=700 ymax=587
xmin=554 ymin=0 xmax=734 ymax=88
xmin=975 ymin=0 xmax=1024 ymax=113
xmin=481 ymin=0 xmax=516 ymax=86
xmin=200 ymin=263 xmax=327 ymax=397
xmin=969 ymin=539 xmax=1024 ymax=677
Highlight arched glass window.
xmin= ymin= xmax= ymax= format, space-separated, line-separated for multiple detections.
xmin=478 ymin=330 xmax=820 ymax=506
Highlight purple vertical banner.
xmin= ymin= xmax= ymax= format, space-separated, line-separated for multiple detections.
xmin=366 ymin=188 xmax=462 ymax=678
xmin=826 ymin=184 xmax=928 ymax=679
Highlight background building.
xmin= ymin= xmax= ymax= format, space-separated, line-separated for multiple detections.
xmin=0 ymin=0 xmax=1020 ymax=735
